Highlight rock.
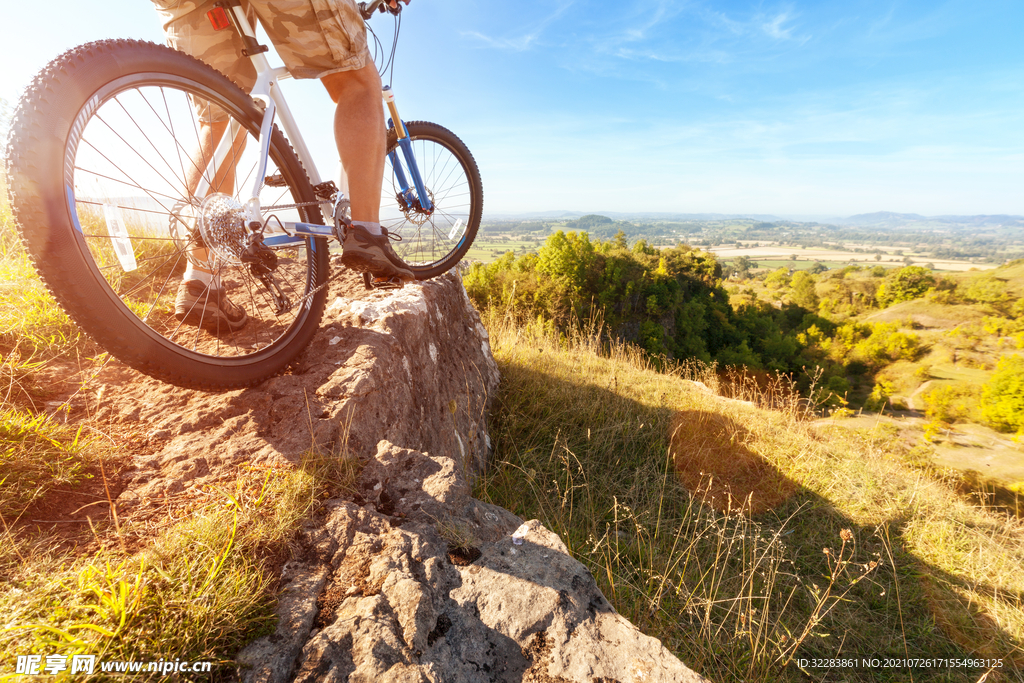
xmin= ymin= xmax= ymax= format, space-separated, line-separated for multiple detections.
xmin=88 ymin=270 xmax=497 ymax=504
xmin=237 ymin=563 xmax=330 ymax=683
xmin=80 ymin=270 xmax=704 ymax=682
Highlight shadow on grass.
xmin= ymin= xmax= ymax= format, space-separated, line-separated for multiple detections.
xmin=484 ymin=361 xmax=1023 ymax=683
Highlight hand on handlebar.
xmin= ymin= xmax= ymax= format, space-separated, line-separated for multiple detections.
xmin=360 ymin=0 xmax=408 ymax=19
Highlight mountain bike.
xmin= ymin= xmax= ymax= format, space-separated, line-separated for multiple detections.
xmin=4 ymin=0 xmax=482 ymax=390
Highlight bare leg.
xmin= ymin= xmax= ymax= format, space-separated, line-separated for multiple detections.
xmin=321 ymin=64 xmax=385 ymax=223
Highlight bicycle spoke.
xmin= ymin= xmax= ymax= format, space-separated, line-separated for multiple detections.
xmin=160 ymin=87 xmax=193 ymax=203
xmin=111 ymin=93 xmax=191 ymax=200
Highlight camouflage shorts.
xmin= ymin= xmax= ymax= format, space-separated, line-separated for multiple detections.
xmin=151 ymin=0 xmax=371 ymax=92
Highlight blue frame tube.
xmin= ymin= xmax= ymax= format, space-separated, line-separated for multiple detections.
xmin=394 ymin=135 xmax=433 ymax=212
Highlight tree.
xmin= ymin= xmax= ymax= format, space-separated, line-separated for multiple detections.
xmin=764 ymin=267 xmax=791 ymax=290
xmin=876 ymin=265 xmax=935 ymax=307
xmin=536 ymin=230 xmax=595 ymax=293
xmin=730 ymin=255 xmax=753 ymax=279
xmin=790 ymin=271 xmax=819 ymax=309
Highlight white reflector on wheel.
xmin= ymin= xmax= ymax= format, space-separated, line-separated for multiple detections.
xmin=102 ymin=204 xmax=138 ymax=272
xmin=448 ymin=219 xmax=464 ymax=241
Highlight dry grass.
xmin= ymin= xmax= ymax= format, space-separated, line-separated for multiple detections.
xmin=478 ymin=307 xmax=1024 ymax=682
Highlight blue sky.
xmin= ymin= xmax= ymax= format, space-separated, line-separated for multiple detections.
xmin=2 ymin=1 xmax=1022 ymax=217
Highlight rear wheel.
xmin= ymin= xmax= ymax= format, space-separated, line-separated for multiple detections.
xmin=5 ymin=40 xmax=329 ymax=389
xmin=382 ymin=121 xmax=483 ymax=279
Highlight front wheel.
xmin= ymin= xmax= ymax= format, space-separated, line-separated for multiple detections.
xmin=382 ymin=122 xmax=483 ymax=280
xmin=5 ymin=40 xmax=329 ymax=390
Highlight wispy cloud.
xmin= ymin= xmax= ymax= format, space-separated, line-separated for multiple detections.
xmin=462 ymin=1 xmax=575 ymax=52
xmin=761 ymin=12 xmax=795 ymax=40
xmin=461 ymin=30 xmax=541 ymax=52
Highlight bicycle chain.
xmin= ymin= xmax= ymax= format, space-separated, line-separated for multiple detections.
xmin=262 ymin=199 xmax=329 ymax=211
xmin=267 ymin=198 xmax=345 ymax=312
xmin=177 ymin=199 xmax=400 ymax=312
xmin=287 ymin=258 xmax=353 ymax=312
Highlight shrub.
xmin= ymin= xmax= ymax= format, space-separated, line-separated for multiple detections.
xmin=764 ymin=267 xmax=791 ymax=290
xmin=853 ymin=322 xmax=922 ymax=365
xmin=921 ymin=384 xmax=981 ymax=424
xmin=864 ymin=380 xmax=894 ymax=411
xmin=789 ymin=270 xmax=819 ymax=309
xmin=980 ymin=355 xmax=1024 ymax=435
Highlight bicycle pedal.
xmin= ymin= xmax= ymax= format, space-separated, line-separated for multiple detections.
xmin=362 ymin=272 xmax=404 ymax=290
xmin=264 ymin=173 xmax=287 ymax=187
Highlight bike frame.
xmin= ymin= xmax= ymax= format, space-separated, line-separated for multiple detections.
xmin=200 ymin=0 xmax=431 ymax=248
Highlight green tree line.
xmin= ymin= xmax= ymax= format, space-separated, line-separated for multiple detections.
xmin=466 ymin=232 xmax=1024 ymax=428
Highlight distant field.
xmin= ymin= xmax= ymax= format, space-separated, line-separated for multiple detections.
xmin=463 ymin=237 xmax=542 ymax=263
xmin=751 ymin=259 xmax=869 ymax=271
xmin=709 ymin=246 xmax=997 ymax=272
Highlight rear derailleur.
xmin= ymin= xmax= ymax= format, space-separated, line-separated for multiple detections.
xmin=240 ymin=227 xmax=289 ymax=314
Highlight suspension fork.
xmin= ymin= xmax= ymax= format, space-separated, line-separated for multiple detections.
xmin=383 ymin=86 xmax=433 ymax=213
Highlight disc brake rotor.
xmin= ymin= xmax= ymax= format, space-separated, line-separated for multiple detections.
xmin=401 ymin=188 xmax=435 ymax=226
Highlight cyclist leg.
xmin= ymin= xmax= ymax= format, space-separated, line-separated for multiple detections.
xmin=248 ymin=0 xmax=412 ymax=280
xmin=321 ymin=65 xmax=385 ymax=225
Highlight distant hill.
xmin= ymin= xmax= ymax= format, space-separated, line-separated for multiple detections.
xmin=483 ymin=211 xmax=785 ymax=222
xmin=844 ymin=211 xmax=929 ymax=224
xmin=483 ymin=210 xmax=1024 ymax=229
xmin=840 ymin=212 xmax=1024 ymax=229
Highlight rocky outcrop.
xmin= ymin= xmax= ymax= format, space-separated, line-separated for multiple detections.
xmin=238 ymin=442 xmax=707 ymax=683
xmin=98 ymin=267 xmax=498 ymax=511
xmin=89 ymin=267 xmax=705 ymax=682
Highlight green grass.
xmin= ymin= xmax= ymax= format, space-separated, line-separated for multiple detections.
xmin=927 ymin=363 xmax=993 ymax=385
xmin=478 ymin=309 xmax=1024 ymax=683
xmin=0 ymin=408 xmax=89 ymax=520
xmin=0 ymin=174 xmax=86 ymax=359
xmin=0 ymin=449 xmax=356 ymax=678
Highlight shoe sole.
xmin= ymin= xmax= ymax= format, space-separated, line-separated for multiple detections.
xmin=174 ymin=303 xmax=247 ymax=334
xmin=340 ymin=251 xmax=413 ymax=281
